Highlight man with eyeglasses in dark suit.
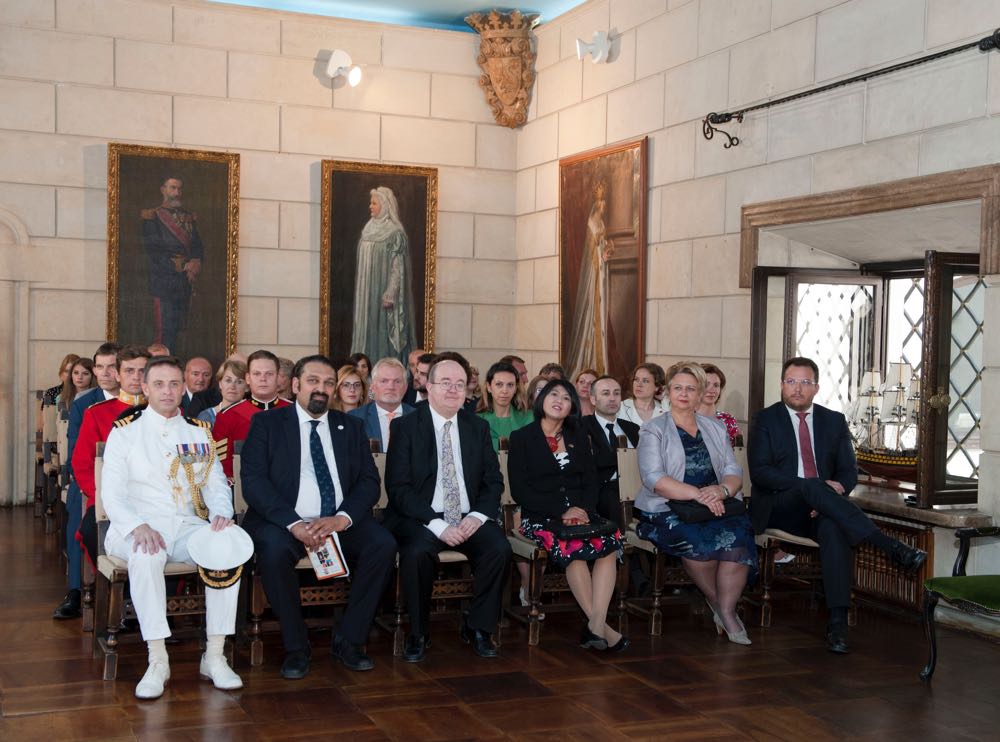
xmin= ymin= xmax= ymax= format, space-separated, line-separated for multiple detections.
xmin=748 ymin=356 xmax=927 ymax=655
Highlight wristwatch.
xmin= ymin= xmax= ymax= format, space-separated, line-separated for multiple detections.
xmin=719 ymin=484 xmax=731 ymax=499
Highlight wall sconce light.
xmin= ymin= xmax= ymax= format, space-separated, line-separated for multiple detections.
xmin=576 ymin=31 xmax=611 ymax=63
xmin=326 ymin=49 xmax=362 ymax=87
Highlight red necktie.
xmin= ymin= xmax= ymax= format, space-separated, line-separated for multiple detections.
xmin=796 ymin=411 xmax=818 ymax=478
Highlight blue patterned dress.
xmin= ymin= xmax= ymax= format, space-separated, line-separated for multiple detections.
xmin=635 ymin=427 xmax=757 ymax=571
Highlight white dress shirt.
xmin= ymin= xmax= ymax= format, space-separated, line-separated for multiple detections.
xmin=376 ymin=403 xmax=403 ymax=449
xmin=595 ymin=412 xmax=634 ymax=448
xmin=102 ymin=389 xmax=116 ymax=401
xmin=427 ymin=406 xmax=487 ymax=539
xmin=293 ymin=403 xmax=350 ymax=527
xmin=785 ymin=404 xmax=816 ymax=478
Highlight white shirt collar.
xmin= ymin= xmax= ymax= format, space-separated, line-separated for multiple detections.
xmin=295 ymin=401 xmax=328 ymax=427
xmin=146 ymin=406 xmax=183 ymax=425
xmin=429 ymin=405 xmax=457 ymax=432
xmin=595 ymin=412 xmax=619 ymax=427
xmin=376 ymin=403 xmax=402 ymax=417
xmin=785 ymin=404 xmax=814 ymax=416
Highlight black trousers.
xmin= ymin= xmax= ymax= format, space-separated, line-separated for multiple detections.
xmin=392 ymin=518 xmax=511 ymax=638
xmin=766 ymin=480 xmax=879 ymax=610
xmin=251 ymin=518 xmax=396 ymax=652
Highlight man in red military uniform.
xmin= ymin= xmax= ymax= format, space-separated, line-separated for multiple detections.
xmin=72 ymin=345 xmax=151 ymax=564
xmin=213 ymin=349 xmax=289 ymax=480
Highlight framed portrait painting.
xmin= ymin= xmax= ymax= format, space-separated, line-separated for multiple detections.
xmin=559 ymin=137 xmax=648 ymax=381
xmin=107 ymin=143 xmax=239 ymax=364
xmin=320 ymin=160 xmax=437 ymax=364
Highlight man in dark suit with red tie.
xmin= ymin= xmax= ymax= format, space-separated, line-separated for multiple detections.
xmin=240 ymin=355 xmax=396 ymax=678
xmin=748 ymin=357 xmax=927 ymax=654
xmin=385 ymin=359 xmax=512 ymax=663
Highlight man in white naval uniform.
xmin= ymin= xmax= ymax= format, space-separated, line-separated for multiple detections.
xmin=101 ymin=355 xmax=243 ymax=699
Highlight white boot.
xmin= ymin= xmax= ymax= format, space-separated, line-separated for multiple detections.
xmin=200 ymin=653 xmax=243 ymax=690
xmin=135 ymin=660 xmax=170 ymax=699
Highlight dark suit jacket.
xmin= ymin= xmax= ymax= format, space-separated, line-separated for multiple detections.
xmin=507 ymin=421 xmax=600 ymax=521
xmin=183 ymin=387 xmax=222 ymax=418
xmin=582 ymin=415 xmax=640 ymax=485
xmin=240 ymin=404 xmax=381 ymax=534
xmin=747 ymin=402 xmax=858 ymax=534
xmin=402 ymin=386 xmax=417 ymax=406
xmin=384 ymin=405 xmax=503 ymax=526
xmin=347 ymin=401 xmax=415 ymax=452
xmin=67 ymin=387 xmax=107 ymax=478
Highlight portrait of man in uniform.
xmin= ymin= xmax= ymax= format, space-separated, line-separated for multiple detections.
xmin=107 ymin=143 xmax=239 ymax=365
xmin=320 ymin=159 xmax=437 ymax=362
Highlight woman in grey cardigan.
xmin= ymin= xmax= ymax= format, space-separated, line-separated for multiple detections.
xmin=634 ymin=361 xmax=757 ymax=645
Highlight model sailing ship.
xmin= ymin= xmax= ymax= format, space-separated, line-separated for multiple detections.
xmin=848 ymin=362 xmax=920 ymax=483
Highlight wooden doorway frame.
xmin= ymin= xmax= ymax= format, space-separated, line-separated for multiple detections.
xmin=738 ymin=164 xmax=1000 ymax=289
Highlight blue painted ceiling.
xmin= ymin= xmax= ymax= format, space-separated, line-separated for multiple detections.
xmin=209 ymin=1 xmax=586 ymax=32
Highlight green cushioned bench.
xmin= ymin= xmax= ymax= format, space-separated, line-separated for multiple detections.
xmin=921 ymin=527 xmax=1000 ymax=680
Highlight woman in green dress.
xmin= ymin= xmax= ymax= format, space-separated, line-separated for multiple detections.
xmin=477 ymin=361 xmax=533 ymax=451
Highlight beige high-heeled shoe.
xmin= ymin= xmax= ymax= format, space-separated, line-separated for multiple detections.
xmin=710 ymin=604 xmax=751 ymax=645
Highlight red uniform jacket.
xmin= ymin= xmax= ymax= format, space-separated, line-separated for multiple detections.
xmin=72 ymin=397 xmax=136 ymax=508
xmin=212 ymin=397 xmax=289 ymax=479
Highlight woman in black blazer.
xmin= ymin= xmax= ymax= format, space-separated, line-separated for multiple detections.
xmin=508 ymin=379 xmax=627 ymax=652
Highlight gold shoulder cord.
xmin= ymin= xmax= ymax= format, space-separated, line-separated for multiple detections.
xmin=168 ymin=428 xmax=217 ymax=519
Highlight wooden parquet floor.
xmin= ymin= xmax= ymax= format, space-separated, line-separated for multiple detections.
xmin=3 ymin=505 xmax=999 ymax=741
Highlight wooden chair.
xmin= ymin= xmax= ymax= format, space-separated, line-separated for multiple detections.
xmin=384 ymin=442 xmax=485 ymax=656
xmin=243 ymin=445 xmax=400 ymax=664
xmin=500 ymin=442 xmax=625 ymax=645
xmin=921 ymin=526 xmax=1000 ymax=680
xmin=616 ymin=445 xmax=696 ymax=636
xmin=753 ymin=528 xmax=831 ymax=627
xmin=41 ymin=404 xmax=61 ymax=535
xmin=91 ymin=444 xmax=214 ymax=680
xmin=33 ymin=391 xmax=45 ymax=517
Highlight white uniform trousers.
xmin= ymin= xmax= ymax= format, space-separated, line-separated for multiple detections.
xmin=106 ymin=519 xmax=240 ymax=642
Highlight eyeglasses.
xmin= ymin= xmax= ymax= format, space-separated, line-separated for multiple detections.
xmin=339 ymin=381 xmax=363 ymax=390
xmin=429 ymin=381 xmax=465 ymax=392
xmin=782 ymin=379 xmax=816 ymax=387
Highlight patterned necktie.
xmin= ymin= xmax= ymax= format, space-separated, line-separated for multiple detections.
xmin=385 ymin=409 xmax=396 ymax=447
xmin=440 ymin=420 xmax=462 ymax=526
xmin=605 ymin=422 xmax=617 ymax=448
xmin=796 ymin=412 xmax=818 ymax=478
xmin=309 ymin=420 xmax=336 ymax=516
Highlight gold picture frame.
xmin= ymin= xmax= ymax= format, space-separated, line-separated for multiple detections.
xmin=559 ymin=137 xmax=648 ymax=381
xmin=106 ymin=143 xmax=239 ymax=361
xmin=320 ymin=159 xmax=438 ymax=362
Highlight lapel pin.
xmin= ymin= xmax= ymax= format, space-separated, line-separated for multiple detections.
xmin=337 ymin=424 xmax=344 ymax=430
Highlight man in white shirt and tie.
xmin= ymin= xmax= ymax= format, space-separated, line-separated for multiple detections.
xmin=385 ymin=359 xmax=512 ymax=663
xmin=240 ymin=355 xmax=397 ymax=678
xmin=349 ymin=357 xmax=415 ymax=452
xmin=748 ymin=356 xmax=927 ymax=654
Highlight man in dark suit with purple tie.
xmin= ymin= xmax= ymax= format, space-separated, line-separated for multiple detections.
xmin=748 ymin=357 xmax=927 ymax=654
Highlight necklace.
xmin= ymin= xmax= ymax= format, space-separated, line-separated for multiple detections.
xmin=544 ymin=430 xmax=563 ymax=453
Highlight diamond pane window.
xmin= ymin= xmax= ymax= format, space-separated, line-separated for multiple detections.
xmin=793 ymin=282 xmax=876 ymax=413
xmin=945 ymin=276 xmax=984 ymax=480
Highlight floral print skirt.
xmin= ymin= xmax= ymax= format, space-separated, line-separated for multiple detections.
xmin=520 ymin=517 xmax=622 ymax=569
xmin=634 ymin=508 xmax=758 ymax=574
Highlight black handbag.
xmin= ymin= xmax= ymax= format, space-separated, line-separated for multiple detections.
xmin=669 ymin=497 xmax=745 ymax=524
xmin=546 ymin=515 xmax=618 ymax=540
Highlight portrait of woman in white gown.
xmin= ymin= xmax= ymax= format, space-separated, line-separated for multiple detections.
xmin=565 ymin=180 xmax=613 ymax=376
xmin=350 ymin=186 xmax=417 ymax=365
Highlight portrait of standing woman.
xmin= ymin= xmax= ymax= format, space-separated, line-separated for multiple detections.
xmin=351 ymin=186 xmax=417 ymax=366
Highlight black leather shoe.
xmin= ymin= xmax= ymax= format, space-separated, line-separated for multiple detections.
xmin=280 ymin=650 xmax=311 ymax=679
xmin=403 ymin=634 xmax=429 ymax=663
xmin=460 ymin=622 xmax=498 ymax=658
xmin=608 ymin=634 xmax=630 ymax=652
xmin=891 ymin=542 xmax=928 ymax=573
xmin=331 ymin=635 xmax=374 ymax=671
xmin=580 ymin=625 xmax=608 ymax=650
xmin=826 ymin=623 xmax=849 ymax=654
xmin=52 ymin=589 xmax=81 ymax=620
